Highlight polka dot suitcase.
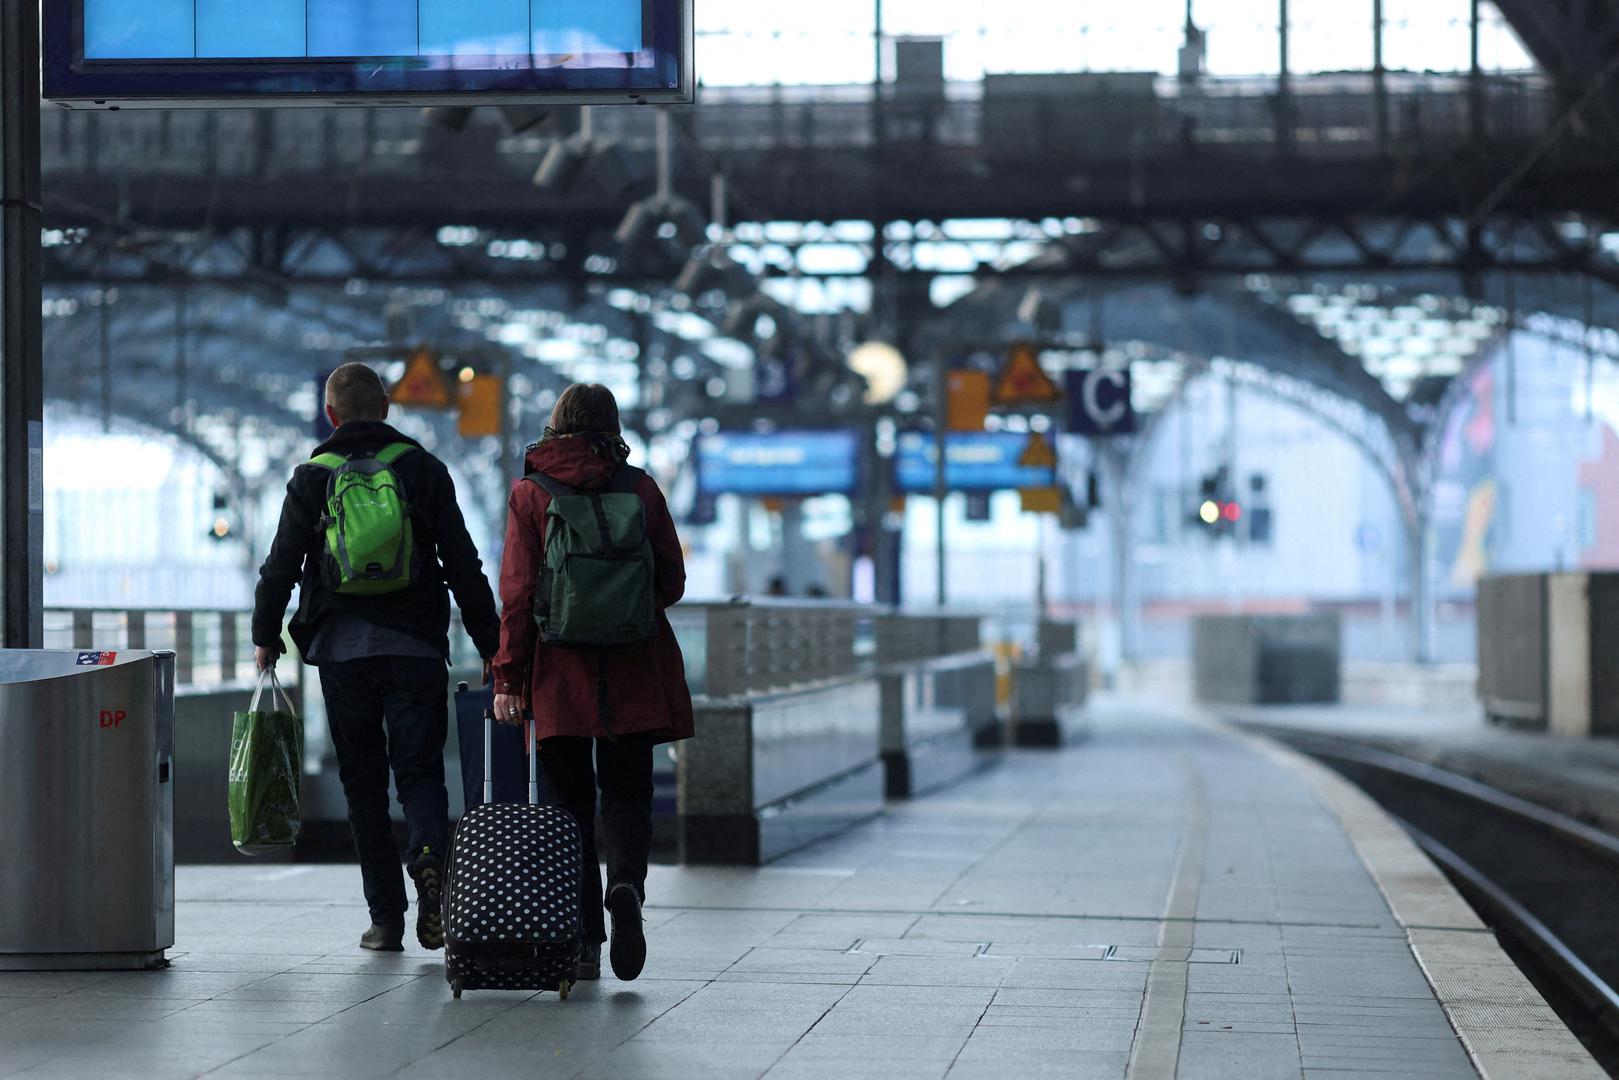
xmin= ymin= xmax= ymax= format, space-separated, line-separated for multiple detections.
xmin=443 ymin=714 xmax=581 ymax=999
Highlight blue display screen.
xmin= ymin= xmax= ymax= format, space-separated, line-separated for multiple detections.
xmin=895 ymin=432 xmax=1057 ymax=493
xmin=46 ymin=0 xmax=688 ymax=105
xmin=696 ymin=432 xmax=861 ymax=497
xmin=81 ymin=0 xmax=644 ymax=60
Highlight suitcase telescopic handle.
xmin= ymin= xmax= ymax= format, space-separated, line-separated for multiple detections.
xmin=482 ymin=710 xmax=541 ymax=807
xmin=482 ymin=710 xmax=493 ymax=806
xmin=528 ymin=715 xmax=539 ymax=807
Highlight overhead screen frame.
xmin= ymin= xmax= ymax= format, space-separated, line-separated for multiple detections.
xmin=43 ymin=0 xmax=693 ymax=108
xmin=893 ymin=431 xmax=1057 ymax=494
xmin=695 ymin=430 xmax=864 ymax=499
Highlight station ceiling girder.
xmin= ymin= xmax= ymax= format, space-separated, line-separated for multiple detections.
xmin=1494 ymin=0 xmax=1619 ymax=131
xmin=42 ymin=212 xmax=1619 ymax=294
xmin=32 ymin=66 xmax=1619 ymax=516
xmin=36 ymin=71 xmax=1617 ymax=233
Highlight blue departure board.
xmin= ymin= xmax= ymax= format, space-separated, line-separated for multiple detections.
xmin=696 ymin=432 xmax=862 ymax=498
xmin=45 ymin=0 xmax=690 ymax=107
xmin=894 ymin=432 xmax=1057 ymax=493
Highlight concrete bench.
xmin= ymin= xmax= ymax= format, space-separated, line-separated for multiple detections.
xmin=677 ymin=674 xmax=882 ymax=864
xmin=1008 ymin=651 xmax=1090 ymax=746
xmin=880 ymin=651 xmax=998 ymax=798
xmin=1192 ymin=612 xmax=1342 ymax=705
xmin=1007 ymin=618 xmax=1091 ymax=746
xmin=674 ymin=604 xmax=1001 ymax=864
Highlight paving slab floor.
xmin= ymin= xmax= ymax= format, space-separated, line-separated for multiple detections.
xmin=1 ymin=704 xmax=1488 ymax=1080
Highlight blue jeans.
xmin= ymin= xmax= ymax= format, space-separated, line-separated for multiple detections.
xmin=319 ymin=656 xmax=450 ymax=925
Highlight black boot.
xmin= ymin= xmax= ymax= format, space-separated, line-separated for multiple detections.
xmin=409 ymin=847 xmax=445 ymax=951
xmin=606 ymin=885 xmax=645 ymax=982
xmin=576 ymin=941 xmax=602 ymax=981
xmin=360 ymin=922 xmax=405 ymax=952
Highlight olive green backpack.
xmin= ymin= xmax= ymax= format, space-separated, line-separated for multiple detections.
xmin=525 ymin=466 xmax=657 ymax=646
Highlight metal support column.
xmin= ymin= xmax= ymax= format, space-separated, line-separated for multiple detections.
xmin=779 ymin=500 xmax=814 ymax=595
xmin=1585 ymin=273 xmax=1596 ymax=422
xmin=1469 ymin=0 xmax=1485 ymax=143
xmin=1373 ymin=0 xmax=1389 ymax=149
xmin=1276 ymin=0 xmax=1294 ymax=153
xmin=174 ymin=287 xmax=188 ymax=418
xmin=933 ymin=351 xmax=948 ymax=607
xmin=98 ymin=282 xmax=111 ymax=431
xmin=0 ymin=0 xmax=43 ymax=649
xmin=1034 ymin=514 xmax=1048 ymax=618
xmin=500 ymin=352 xmax=515 ymax=485
xmin=1505 ymin=264 xmax=1518 ymax=426
xmin=1405 ymin=506 xmax=1433 ymax=665
xmin=872 ymin=0 xmax=885 ymax=146
xmin=866 ymin=418 xmax=902 ymax=606
xmin=1099 ymin=443 xmax=1138 ymax=667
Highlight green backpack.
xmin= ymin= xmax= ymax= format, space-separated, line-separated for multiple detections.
xmin=525 ymin=465 xmax=657 ymax=647
xmin=309 ymin=442 xmax=420 ymax=596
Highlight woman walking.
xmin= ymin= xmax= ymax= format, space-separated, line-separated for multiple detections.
xmin=490 ymin=383 xmax=694 ymax=982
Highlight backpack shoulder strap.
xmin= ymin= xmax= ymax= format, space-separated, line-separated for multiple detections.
xmin=607 ymin=465 xmax=645 ymax=495
xmin=374 ymin=442 xmax=416 ymax=466
xmin=308 ymin=452 xmax=347 ymax=470
xmin=523 ymin=472 xmax=576 ymax=499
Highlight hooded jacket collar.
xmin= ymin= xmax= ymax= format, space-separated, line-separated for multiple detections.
xmin=311 ymin=420 xmax=422 ymax=460
xmin=525 ymin=433 xmax=628 ymax=492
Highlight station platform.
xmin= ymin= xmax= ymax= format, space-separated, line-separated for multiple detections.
xmin=0 ymin=701 xmax=1599 ymax=1080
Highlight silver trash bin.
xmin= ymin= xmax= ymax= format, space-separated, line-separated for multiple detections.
xmin=0 ymin=649 xmax=175 ymax=969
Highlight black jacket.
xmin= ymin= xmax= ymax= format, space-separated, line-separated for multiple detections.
xmin=251 ymin=421 xmax=501 ymax=662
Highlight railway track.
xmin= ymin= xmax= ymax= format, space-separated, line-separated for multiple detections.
xmin=1252 ymin=729 xmax=1619 ymax=1075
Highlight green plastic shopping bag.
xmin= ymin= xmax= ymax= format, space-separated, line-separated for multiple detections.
xmin=228 ymin=669 xmax=304 ymax=855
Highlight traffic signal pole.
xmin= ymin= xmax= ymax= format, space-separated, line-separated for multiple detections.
xmin=1098 ymin=441 xmax=1138 ymax=666
xmin=933 ymin=351 xmax=948 ymax=606
xmin=0 ymin=0 xmax=43 ymax=648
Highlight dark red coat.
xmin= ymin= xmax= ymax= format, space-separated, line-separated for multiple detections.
xmin=491 ymin=437 xmax=695 ymax=743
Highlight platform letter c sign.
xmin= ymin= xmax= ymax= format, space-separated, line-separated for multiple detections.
xmin=1085 ymin=371 xmax=1126 ymax=428
xmin=1066 ymin=368 xmax=1137 ymax=436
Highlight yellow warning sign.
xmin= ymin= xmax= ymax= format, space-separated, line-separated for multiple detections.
xmin=993 ymin=342 xmax=1062 ymax=406
xmin=947 ymin=370 xmax=992 ymax=432
xmin=1017 ymin=432 xmax=1058 ymax=469
xmin=392 ymin=347 xmax=451 ymax=409
xmin=457 ymin=374 xmax=504 ymax=438
xmin=1020 ymin=486 xmax=1061 ymax=514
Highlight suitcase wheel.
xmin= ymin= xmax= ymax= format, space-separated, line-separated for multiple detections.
xmin=558 ymin=979 xmax=571 ymax=1000
xmin=451 ymin=978 xmax=463 ymax=1000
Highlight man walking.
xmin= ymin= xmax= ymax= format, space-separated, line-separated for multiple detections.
xmin=252 ymin=362 xmax=500 ymax=953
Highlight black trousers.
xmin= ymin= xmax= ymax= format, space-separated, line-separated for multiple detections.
xmin=318 ymin=657 xmax=450 ymax=925
xmin=539 ymin=735 xmax=654 ymax=944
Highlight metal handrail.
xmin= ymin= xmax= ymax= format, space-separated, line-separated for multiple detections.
xmin=45 ymin=602 xmax=1043 ymax=698
xmin=44 ymin=607 xmax=252 ymax=687
xmin=671 ymin=599 xmax=999 ymax=696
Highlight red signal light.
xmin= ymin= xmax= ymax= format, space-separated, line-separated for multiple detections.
xmin=1221 ymin=502 xmax=1243 ymax=523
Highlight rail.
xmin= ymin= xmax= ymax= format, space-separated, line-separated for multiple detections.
xmin=44 ymin=607 xmax=253 ymax=687
xmin=50 ymin=602 xmax=1024 ymax=700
